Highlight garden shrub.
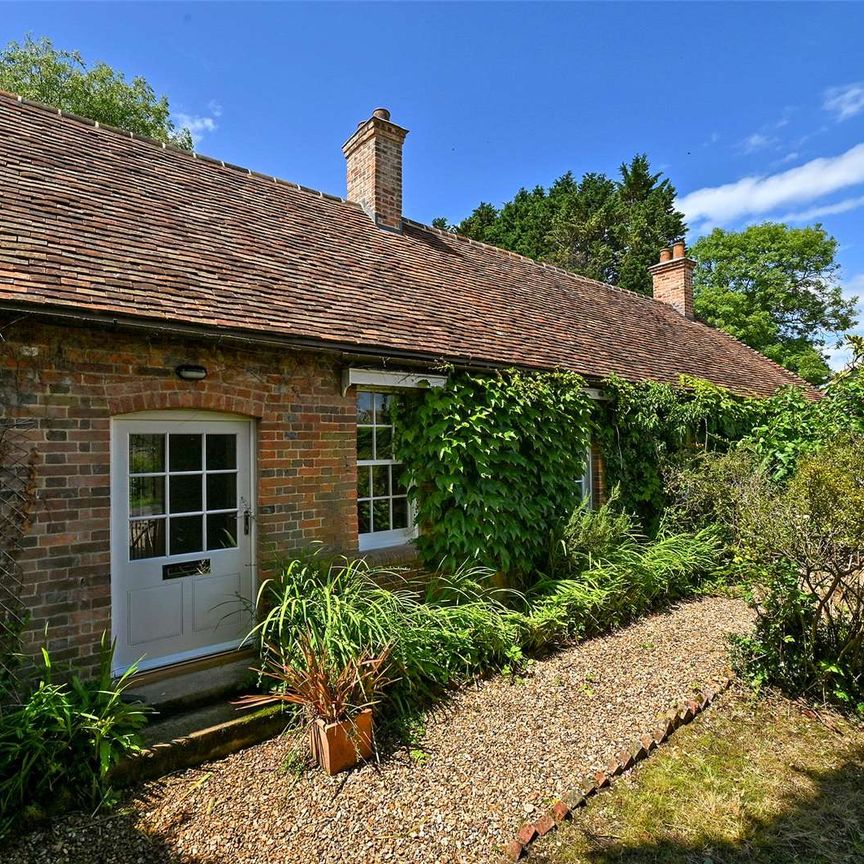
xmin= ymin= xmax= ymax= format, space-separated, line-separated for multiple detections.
xmin=676 ymin=436 xmax=864 ymax=709
xmin=742 ymin=335 xmax=864 ymax=481
xmin=0 ymin=635 xmax=148 ymax=839
xmin=594 ymin=375 xmax=765 ymax=534
xmin=253 ymin=518 xmax=722 ymax=721
xmin=547 ymin=488 xmax=635 ymax=577
xmin=395 ymin=369 xmax=592 ymax=581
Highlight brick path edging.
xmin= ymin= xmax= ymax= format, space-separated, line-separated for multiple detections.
xmin=501 ymin=672 xmax=735 ymax=861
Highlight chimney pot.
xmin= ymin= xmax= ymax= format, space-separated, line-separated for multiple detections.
xmin=343 ymin=109 xmax=409 ymax=232
xmin=659 ymin=247 xmax=673 ymax=263
xmin=672 ymin=240 xmax=686 ymax=259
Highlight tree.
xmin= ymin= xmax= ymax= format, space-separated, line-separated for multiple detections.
xmin=0 ymin=36 xmax=193 ymax=150
xmin=690 ymin=224 xmax=857 ymax=384
xmin=446 ymin=156 xmax=685 ymax=295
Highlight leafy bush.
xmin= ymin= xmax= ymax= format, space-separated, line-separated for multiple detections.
xmin=594 ymin=375 xmax=765 ymax=534
xmin=0 ymin=635 xmax=148 ymax=838
xmin=743 ymin=336 xmax=864 ymax=481
xmin=676 ymin=436 xmax=864 ymax=708
xmin=395 ymin=369 xmax=592 ymax=580
xmin=548 ymin=489 xmax=635 ymax=577
xmin=253 ymin=513 xmax=723 ymax=726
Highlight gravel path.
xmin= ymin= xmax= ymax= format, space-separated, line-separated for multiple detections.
xmin=8 ymin=596 xmax=752 ymax=864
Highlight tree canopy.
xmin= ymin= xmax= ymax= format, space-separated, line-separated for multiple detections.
xmin=0 ymin=36 xmax=193 ymax=150
xmin=690 ymin=224 xmax=856 ymax=384
xmin=441 ymin=155 xmax=685 ymax=295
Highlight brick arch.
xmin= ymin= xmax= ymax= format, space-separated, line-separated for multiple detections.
xmin=105 ymin=383 xmax=266 ymax=419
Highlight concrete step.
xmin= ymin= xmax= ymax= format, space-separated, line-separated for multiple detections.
xmin=112 ymin=652 xmax=291 ymax=786
xmin=139 ymin=700 xmax=241 ymax=747
xmin=126 ymin=655 xmax=257 ymax=718
xmin=114 ymin=702 xmax=292 ymax=787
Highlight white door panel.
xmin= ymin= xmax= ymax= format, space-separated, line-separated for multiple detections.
xmin=111 ymin=417 xmax=255 ymax=674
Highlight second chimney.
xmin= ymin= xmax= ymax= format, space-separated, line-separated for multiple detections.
xmin=342 ymin=108 xmax=409 ymax=232
xmin=649 ymin=241 xmax=695 ymax=319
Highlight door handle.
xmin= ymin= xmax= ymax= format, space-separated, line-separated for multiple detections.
xmin=240 ymin=498 xmax=253 ymax=536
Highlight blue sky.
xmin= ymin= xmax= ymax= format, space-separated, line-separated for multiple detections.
xmin=5 ymin=2 xmax=864 ymax=367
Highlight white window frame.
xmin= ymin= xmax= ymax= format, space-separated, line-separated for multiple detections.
xmin=356 ymin=389 xmax=417 ymax=552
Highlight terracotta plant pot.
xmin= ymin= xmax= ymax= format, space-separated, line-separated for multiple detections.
xmin=310 ymin=708 xmax=374 ymax=775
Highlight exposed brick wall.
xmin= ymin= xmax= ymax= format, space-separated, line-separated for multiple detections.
xmin=0 ymin=316 xmax=358 ymax=678
xmin=343 ymin=111 xmax=408 ymax=232
xmin=649 ymin=256 xmax=695 ymax=320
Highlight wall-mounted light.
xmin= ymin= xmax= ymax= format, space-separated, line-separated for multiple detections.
xmin=175 ymin=364 xmax=207 ymax=381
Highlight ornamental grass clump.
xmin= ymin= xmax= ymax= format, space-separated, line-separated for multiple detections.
xmin=524 ymin=502 xmax=723 ymax=651
xmin=250 ymin=555 xmax=522 ymax=717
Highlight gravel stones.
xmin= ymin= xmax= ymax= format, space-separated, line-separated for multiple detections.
xmin=8 ymin=597 xmax=752 ymax=864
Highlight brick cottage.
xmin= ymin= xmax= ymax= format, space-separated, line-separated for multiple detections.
xmin=0 ymin=94 xmax=806 ymax=678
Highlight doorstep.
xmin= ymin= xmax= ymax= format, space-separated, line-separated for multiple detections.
xmin=126 ymin=650 xmax=256 ymax=718
xmin=111 ymin=703 xmax=290 ymax=787
xmin=116 ymin=649 xmax=291 ymax=786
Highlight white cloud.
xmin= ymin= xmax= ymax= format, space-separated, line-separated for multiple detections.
xmin=826 ymin=343 xmax=853 ymax=372
xmin=173 ymin=102 xmax=222 ymax=146
xmin=779 ymin=194 xmax=864 ymax=223
xmin=678 ymin=142 xmax=864 ymax=226
xmin=843 ymin=273 xmax=864 ymax=301
xmin=738 ymin=132 xmax=776 ymax=154
xmin=824 ymin=83 xmax=864 ymax=122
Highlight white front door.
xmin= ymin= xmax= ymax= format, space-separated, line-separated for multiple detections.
xmin=111 ymin=415 xmax=255 ymax=674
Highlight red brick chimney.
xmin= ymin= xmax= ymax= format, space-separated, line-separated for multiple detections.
xmin=649 ymin=241 xmax=695 ymax=319
xmin=342 ymin=108 xmax=408 ymax=233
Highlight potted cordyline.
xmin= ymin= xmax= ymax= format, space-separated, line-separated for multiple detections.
xmin=235 ymin=635 xmax=392 ymax=775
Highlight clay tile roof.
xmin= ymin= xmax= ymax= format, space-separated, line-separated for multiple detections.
xmin=0 ymin=91 xmax=812 ymax=398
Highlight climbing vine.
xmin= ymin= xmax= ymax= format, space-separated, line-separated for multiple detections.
xmin=395 ymin=370 xmax=592 ymax=579
xmin=594 ymin=375 xmax=767 ymax=533
xmin=394 ymin=339 xmax=864 ymax=577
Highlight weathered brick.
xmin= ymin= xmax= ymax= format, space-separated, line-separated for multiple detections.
xmin=6 ymin=319 xmax=360 ymax=678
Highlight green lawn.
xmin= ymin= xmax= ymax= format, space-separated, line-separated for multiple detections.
xmin=528 ymin=686 xmax=864 ymax=864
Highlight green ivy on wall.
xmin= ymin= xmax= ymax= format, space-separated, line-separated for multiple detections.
xmin=394 ymin=341 xmax=864 ymax=576
xmin=592 ymin=375 xmax=767 ymax=535
xmin=394 ymin=369 xmax=592 ymax=579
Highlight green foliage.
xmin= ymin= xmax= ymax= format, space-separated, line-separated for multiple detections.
xmin=524 ymin=513 xmax=722 ymax=651
xmin=548 ymin=490 xmax=635 ymax=577
xmin=677 ymin=438 xmax=864 ymax=709
xmin=0 ymin=635 xmax=148 ymax=838
xmin=395 ymin=370 xmax=592 ymax=579
xmin=447 ymin=155 xmax=684 ymax=295
xmin=253 ymin=516 xmax=721 ymax=724
xmin=0 ymin=35 xmax=193 ymax=150
xmin=744 ymin=339 xmax=864 ymax=481
xmin=249 ymin=555 xmax=522 ymax=716
xmin=594 ymin=374 xmax=765 ymax=533
xmin=691 ymin=223 xmax=857 ymax=384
